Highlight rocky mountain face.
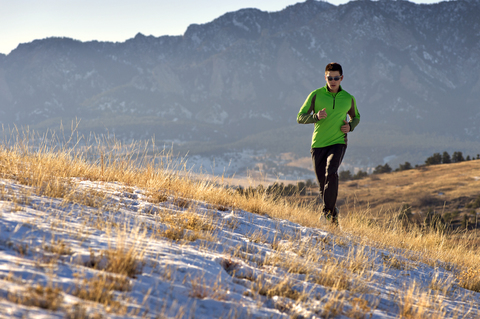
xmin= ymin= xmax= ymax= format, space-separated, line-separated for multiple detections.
xmin=1 ymin=0 xmax=479 ymax=171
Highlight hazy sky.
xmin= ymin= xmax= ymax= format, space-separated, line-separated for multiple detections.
xmin=1 ymin=0 xmax=443 ymax=55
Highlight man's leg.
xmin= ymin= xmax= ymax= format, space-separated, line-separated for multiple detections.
xmin=322 ymin=144 xmax=346 ymax=219
xmin=311 ymin=147 xmax=328 ymax=206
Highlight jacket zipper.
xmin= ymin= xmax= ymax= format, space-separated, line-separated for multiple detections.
xmin=332 ymin=96 xmax=336 ymax=109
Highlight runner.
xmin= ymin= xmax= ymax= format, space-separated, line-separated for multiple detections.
xmin=297 ymin=62 xmax=360 ymax=225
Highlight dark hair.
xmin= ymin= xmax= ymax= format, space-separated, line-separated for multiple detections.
xmin=325 ymin=62 xmax=343 ymax=76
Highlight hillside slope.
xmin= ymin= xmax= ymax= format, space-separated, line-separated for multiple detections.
xmin=2 ymin=175 xmax=480 ymax=318
xmin=338 ymin=160 xmax=480 ymax=225
xmin=0 ymin=137 xmax=480 ymax=318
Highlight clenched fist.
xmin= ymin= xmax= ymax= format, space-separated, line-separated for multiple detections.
xmin=341 ymin=120 xmax=350 ymax=133
xmin=316 ymin=108 xmax=327 ymax=120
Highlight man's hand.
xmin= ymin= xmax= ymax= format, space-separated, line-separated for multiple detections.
xmin=316 ymin=108 xmax=327 ymax=120
xmin=341 ymin=120 xmax=350 ymax=133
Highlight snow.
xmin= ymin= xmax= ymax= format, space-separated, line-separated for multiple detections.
xmin=232 ymin=18 xmax=249 ymax=32
xmin=191 ymin=34 xmax=202 ymax=45
xmin=0 ymin=177 xmax=479 ymax=318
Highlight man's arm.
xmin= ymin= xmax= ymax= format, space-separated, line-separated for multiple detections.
xmin=347 ymin=97 xmax=360 ymax=131
xmin=297 ymin=93 xmax=319 ymax=124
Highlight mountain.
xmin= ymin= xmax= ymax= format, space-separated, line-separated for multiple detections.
xmin=1 ymin=0 xmax=480 ymax=174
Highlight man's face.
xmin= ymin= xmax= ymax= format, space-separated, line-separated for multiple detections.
xmin=325 ymin=71 xmax=343 ymax=92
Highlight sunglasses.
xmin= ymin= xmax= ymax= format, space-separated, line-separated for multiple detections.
xmin=327 ymin=76 xmax=342 ymax=81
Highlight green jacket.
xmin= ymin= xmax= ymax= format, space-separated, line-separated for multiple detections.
xmin=297 ymin=85 xmax=360 ymax=148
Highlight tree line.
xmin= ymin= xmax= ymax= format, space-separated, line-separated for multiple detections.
xmin=424 ymin=151 xmax=479 ymax=165
xmin=340 ymin=151 xmax=480 ymax=181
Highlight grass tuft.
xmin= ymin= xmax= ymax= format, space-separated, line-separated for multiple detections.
xmin=8 ymin=283 xmax=63 ymax=311
xmin=456 ymin=266 xmax=480 ymax=292
xmin=71 ymin=274 xmax=127 ymax=314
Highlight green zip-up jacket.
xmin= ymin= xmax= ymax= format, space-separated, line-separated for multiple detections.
xmin=297 ymin=85 xmax=360 ymax=148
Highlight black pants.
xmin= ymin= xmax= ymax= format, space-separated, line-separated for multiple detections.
xmin=311 ymin=144 xmax=346 ymax=217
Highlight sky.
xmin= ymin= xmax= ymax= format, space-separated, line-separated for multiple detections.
xmin=0 ymin=0 xmax=443 ymax=55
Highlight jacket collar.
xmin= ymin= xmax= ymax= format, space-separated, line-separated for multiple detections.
xmin=324 ymin=84 xmax=343 ymax=94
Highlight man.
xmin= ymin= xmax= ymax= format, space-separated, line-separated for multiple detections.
xmin=297 ymin=62 xmax=360 ymax=225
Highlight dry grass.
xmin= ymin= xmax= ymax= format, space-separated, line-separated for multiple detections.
xmin=252 ymin=275 xmax=307 ymax=302
xmin=345 ymin=296 xmax=375 ymax=319
xmin=320 ymin=291 xmax=346 ymax=318
xmin=102 ymin=246 xmax=144 ymax=279
xmin=186 ymin=272 xmax=229 ymax=301
xmin=65 ymin=303 xmax=104 ymax=319
xmin=7 ymin=282 xmax=63 ymax=311
xmin=146 ymin=190 xmax=168 ymax=204
xmin=84 ymin=240 xmax=145 ymax=279
xmin=429 ymin=272 xmax=454 ymax=295
xmin=456 ymin=266 xmax=480 ymax=293
xmin=155 ymin=208 xmax=219 ymax=243
xmin=62 ymin=187 xmax=108 ymax=208
xmin=344 ymin=245 xmax=375 ymax=275
xmin=0 ymin=128 xmax=318 ymax=233
xmin=309 ymin=265 xmax=351 ymax=291
xmin=382 ymin=253 xmax=411 ymax=271
xmin=43 ymin=237 xmax=73 ymax=255
xmin=338 ymin=161 xmax=480 ymax=219
xmin=396 ymin=281 xmax=446 ymax=319
xmin=160 ymin=225 xmax=186 ymax=242
xmin=71 ymin=273 xmax=127 ymax=314
xmin=1 ymin=128 xmax=480 ymax=318
xmin=339 ymin=208 xmax=480 ymax=289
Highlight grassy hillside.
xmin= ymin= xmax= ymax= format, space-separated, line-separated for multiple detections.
xmin=0 ymin=129 xmax=479 ymax=318
xmin=338 ymin=160 xmax=480 ymax=226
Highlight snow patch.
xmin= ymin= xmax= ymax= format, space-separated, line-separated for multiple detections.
xmin=232 ymin=18 xmax=249 ymax=31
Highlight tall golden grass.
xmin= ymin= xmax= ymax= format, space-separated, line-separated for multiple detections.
xmin=1 ymin=127 xmax=479 ymax=274
xmin=1 ymin=126 xmax=479 ymax=317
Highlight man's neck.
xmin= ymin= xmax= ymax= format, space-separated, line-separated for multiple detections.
xmin=327 ymin=86 xmax=340 ymax=94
